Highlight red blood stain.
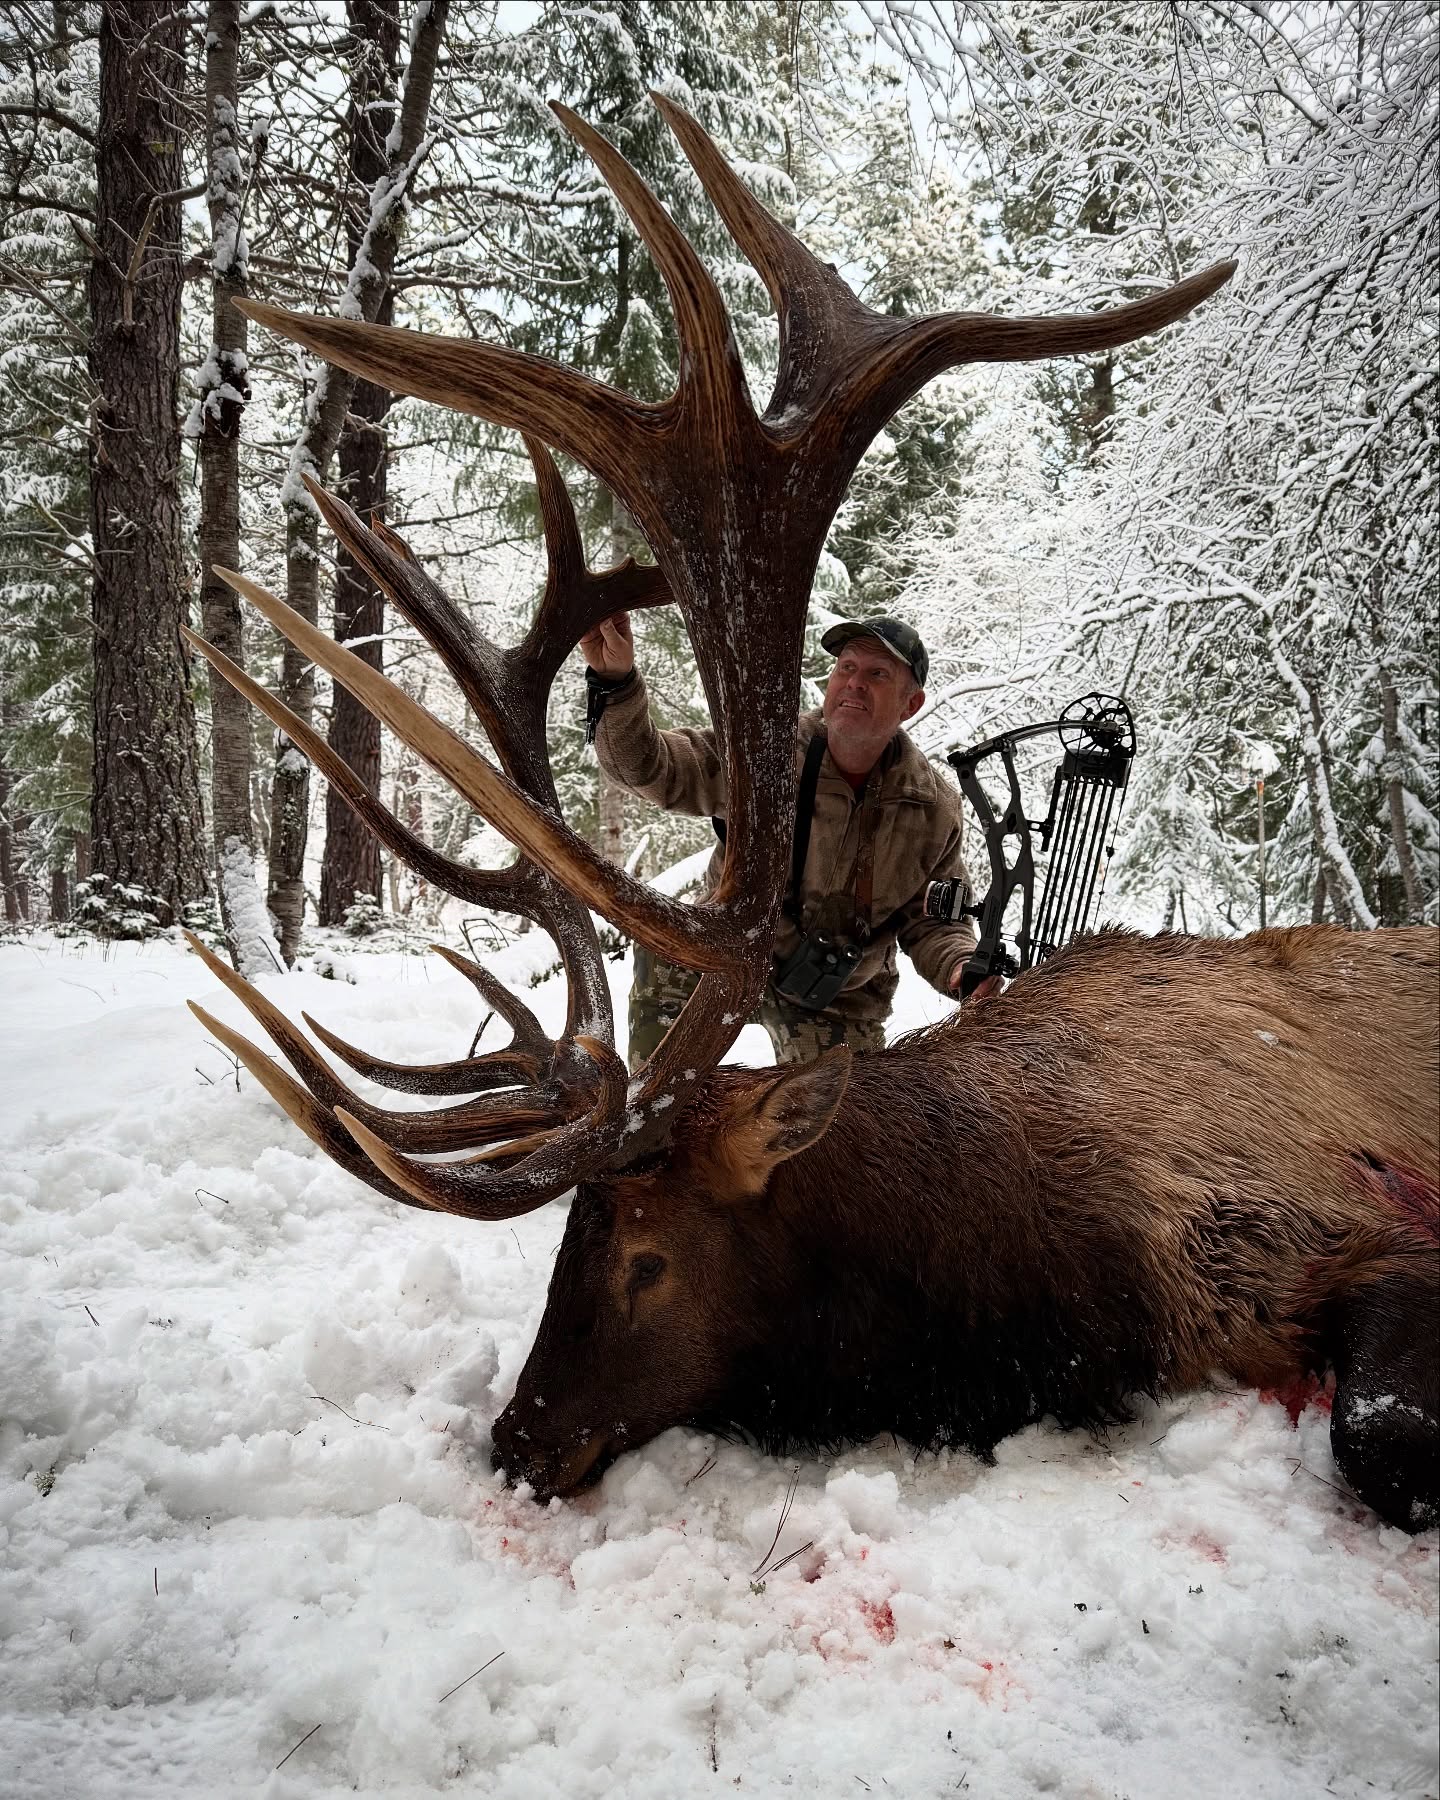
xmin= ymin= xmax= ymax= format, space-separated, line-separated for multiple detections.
xmin=1188 ymin=1532 xmax=1228 ymax=1567
xmin=975 ymin=1658 xmax=1023 ymax=1708
xmin=1259 ymin=1370 xmax=1335 ymax=1427
xmin=859 ymin=1599 xmax=896 ymax=1645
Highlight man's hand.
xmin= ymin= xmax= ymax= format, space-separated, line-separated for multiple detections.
xmin=579 ymin=611 xmax=635 ymax=680
xmin=949 ymin=961 xmax=1002 ymax=1008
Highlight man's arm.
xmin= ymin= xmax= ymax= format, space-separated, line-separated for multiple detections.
xmin=894 ymin=822 xmax=979 ymax=998
xmin=581 ymin=611 xmax=729 ymax=817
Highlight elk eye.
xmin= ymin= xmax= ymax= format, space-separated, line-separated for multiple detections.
xmin=630 ymin=1252 xmax=665 ymax=1290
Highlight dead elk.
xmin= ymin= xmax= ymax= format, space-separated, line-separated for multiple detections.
xmin=181 ymin=96 xmax=1437 ymax=1529
xmin=493 ymin=925 xmax=1439 ymax=1530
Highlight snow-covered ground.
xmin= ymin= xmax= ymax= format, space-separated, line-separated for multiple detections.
xmin=1 ymin=932 xmax=1436 ymax=1800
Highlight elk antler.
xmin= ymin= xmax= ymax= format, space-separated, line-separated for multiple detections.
xmin=184 ymin=442 xmax=666 ymax=1215
xmin=196 ymin=94 xmax=1233 ymax=1210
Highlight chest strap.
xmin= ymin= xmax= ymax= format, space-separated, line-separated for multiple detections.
xmin=782 ymin=732 xmax=830 ymax=923
xmin=714 ymin=732 xmax=829 ymax=917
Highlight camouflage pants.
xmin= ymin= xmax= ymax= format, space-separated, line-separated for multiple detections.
xmin=627 ymin=945 xmax=888 ymax=1072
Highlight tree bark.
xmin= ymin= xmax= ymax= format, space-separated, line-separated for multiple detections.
xmin=319 ymin=370 xmax=390 ymax=923
xmin=1374 ymin=646 xmax=1425 ymax=923
xmin=1360 ymin=542 xmax=1426 ymax=925
xmin=267 ymin=0 xmax=449 ymax=960
xmin=198 ymin=0 xmax=279 ymax=975
xmin=319 ymin=0 xmax=402 ymax=926
xmin=86 ymin=1 xmax=208 ymax=927
xmin=0 ymin=721 xmax=20 ymax=924
xmin=1262 ymin=607 xmax=1376 ymax=930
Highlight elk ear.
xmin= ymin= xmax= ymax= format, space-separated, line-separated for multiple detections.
xmin=717 ymin=1047 xmax=852 ymax=1192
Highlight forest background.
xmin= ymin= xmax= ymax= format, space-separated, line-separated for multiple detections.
xmin=1 ymin=0 xmax=1435 ymax=981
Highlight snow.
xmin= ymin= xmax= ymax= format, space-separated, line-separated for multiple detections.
xmin=1 ymin=933 xmax=1435 ymax=1798
xmin=216 ymin=838 xmax=283 ymax=981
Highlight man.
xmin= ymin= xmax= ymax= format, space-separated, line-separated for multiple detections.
xmin=582 ymin=610 xmax=979 ymax=1068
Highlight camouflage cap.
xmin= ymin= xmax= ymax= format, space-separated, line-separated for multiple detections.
xmin=820 ymin=616 xmax=929 ymax=689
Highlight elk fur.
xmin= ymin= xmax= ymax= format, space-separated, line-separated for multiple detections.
xmin=498 ymin=926 xmax=1438 ymax=1521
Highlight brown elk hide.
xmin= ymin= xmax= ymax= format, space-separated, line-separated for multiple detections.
xmin=492 ymin=926 xmax=1438 ymax=1514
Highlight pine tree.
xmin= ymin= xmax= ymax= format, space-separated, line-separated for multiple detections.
xmin=0 ymin=3 xmax=96 ymax=916
xmin=85 ymin=2 xmax=208 ymax=927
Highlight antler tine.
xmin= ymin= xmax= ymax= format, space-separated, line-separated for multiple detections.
xmin=855 ymin=260 xmax=1239 ymax=447
xmin=184 ymin=932 xmax=566 ymax=1153
xmin=188 ymin=1002 xmax=440 ymax=1209
xmin=298 ymin=477 xmax=640 ymax=1050
xmin=236 ymin=298 xmax=662 ymax=505
xmin=653 ymin=91 xmax=822 ymax=312
xmin=548 ymin=103 xmax=745 ymax=407
xmin=334 ymin=1035 xmax=629 ymax=1220
xmin=653 ymin=90 xmax=872 ymax=409
xmin=523 ymin=432 xmax=586 ymax=588
xmin=299 ymin=1012 xmax=541 ymax=1096
xmin=518 ymin=438 xmax=671 ymax=678
xmin=655 ymin=92 xmax=1236 ymax=447
xmin=181 ymin=622 xmax=540 ymax=916
xmin=369 ymin=516 xmax=419 ymax=564
xmin=428 ymin=942 xmax=552 ymax=1060
xmin=210 ymin=565 xmax=754 ymax=973
xmin=302 ymin=476 xmax=516 ymax=762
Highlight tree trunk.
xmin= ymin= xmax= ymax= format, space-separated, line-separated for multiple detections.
xmin=1375 ymin=652 xmax=1425 ymax=923
xmin=267 ymin=514 xmax=321 ymax=963
xmin=1262 ymin=609 xmax=1376 ymax=930
xmin=1311 ymin=865 xmax=1328 ymax=924
xmin=319 ymin=371 xmax=390 ymax=923
xmin=198 ymin=0 xmax=279 ymax=976
xmin=1367 ymin=571 xmax=1426 ymax=925
xmin=86 ymin=2 xmax=208 ymax=927
xmin=266 ymin=0 xmax=449 ymax=961
xmin=50 ymin=865 xmax=70 ymax=924
xmin=319 ymin=0 xmax=401 ymax=926
xmin=0 ymin=726 xmax=20 ymax=924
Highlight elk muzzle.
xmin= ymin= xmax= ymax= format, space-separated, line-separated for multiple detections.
xmin=491 ymin=1398 xmax=622 ymax=1499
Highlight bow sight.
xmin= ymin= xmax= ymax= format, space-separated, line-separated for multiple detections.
xmin=925 ymin=693 xmax=1137 ymax=996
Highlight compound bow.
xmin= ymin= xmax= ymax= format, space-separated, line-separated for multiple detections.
xmin=930 ymin=693 xmax=1137 ymax=995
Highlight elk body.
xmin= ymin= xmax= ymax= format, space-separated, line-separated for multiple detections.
xmin=493 ymin=925 xmax=1439 ymax=1531
xmin=181 ymin=94 xmax=1438 ymax=1534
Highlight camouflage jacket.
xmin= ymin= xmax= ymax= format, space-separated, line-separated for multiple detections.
xmin=594 ymin=672 xmax=978 ymax=1023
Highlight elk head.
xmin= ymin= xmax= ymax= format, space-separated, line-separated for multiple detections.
xmin=184 ymin=95 xmax=1234 ymax=1496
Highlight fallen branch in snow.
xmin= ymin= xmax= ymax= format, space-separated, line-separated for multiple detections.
xmin=309 ymin=1391 xmax=390 ymax=1431
xmin=438 ymin=1650 xmax=504 ymax=1703
xmin=275 ymin=1723 xmax=322 ymax=1770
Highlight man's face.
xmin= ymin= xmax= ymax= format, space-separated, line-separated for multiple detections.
xmin=821 ymin=637 xmax=924 ymax=765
